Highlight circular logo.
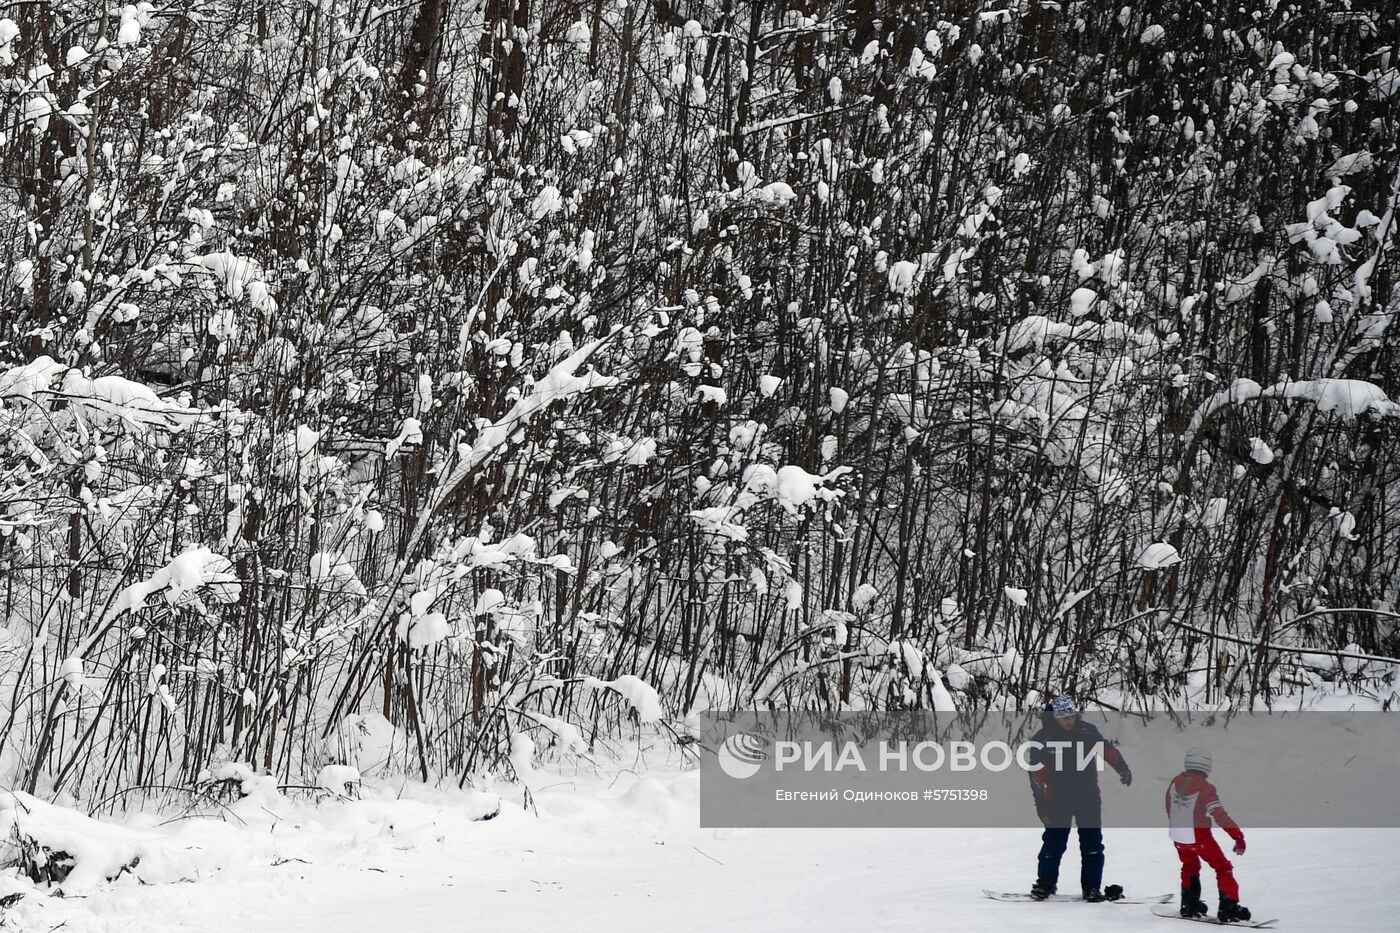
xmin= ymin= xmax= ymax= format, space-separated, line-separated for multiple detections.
xmin=717 ymin=732 xmax=768 ymax=780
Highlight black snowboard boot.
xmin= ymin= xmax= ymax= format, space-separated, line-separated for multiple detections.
xmin=1181 ymin=877 xmax=1209 ymax=918
xmin=1029 ymin=877 xmax=1057 ymax=900
xmin=1082 ymin=887 xmax=1105 ymax=902
xmin=1218 ymin=896 xmax=1252 ymax=923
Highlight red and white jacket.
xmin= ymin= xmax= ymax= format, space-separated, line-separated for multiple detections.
xmin=1165 ymin=771 xmax=1244 ymax=845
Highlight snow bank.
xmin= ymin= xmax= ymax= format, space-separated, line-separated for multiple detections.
xmin=316 ymin=765 xmax=363 ymax=797
xmin=0 ymin=791 xmax=151 ymax=892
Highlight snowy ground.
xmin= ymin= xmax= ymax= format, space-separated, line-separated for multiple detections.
xmin=3 ymin=762 xmax=1396 ymax=932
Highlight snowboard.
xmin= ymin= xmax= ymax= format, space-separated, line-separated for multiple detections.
xmin=1151 ymin=907 xmax=1278 ymax=928
xmin=983 ymin=889 xmax=1172 ymax=905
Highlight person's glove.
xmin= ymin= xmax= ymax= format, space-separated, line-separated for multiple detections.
xmin=1034 ymin=799 xmax=1050 ymax=826
xmin=1119 ymin=766 xmax=1132 ymax=787
xmin=1233 ymin=837 xmax=1246 ymax=856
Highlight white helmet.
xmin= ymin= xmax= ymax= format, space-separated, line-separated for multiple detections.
xmin=1184 ymin=747 xmax=1213 ymax=775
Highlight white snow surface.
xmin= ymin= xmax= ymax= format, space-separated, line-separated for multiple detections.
xmin=1 ymin=759 xmax=1394 ymax=932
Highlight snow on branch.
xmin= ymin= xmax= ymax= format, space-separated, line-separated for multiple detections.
xmin=425 ymin=332 xmax=619 ymax=515
xmin=582 ymin=674 xmax=666 ymax=724
xmin=1180 ymin=376 xmax=1400 ymax=477
xmin=0 ymin=356 xmax=201 ymax=433
xmin=79 ymin=547 xmax=240 ymax=657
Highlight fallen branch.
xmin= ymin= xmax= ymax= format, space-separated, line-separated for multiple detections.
xmin=1161 ymin=615 xmax=1400 ymax=666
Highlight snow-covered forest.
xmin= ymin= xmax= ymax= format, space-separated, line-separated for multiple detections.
xmin=0 ymin=4 xmax=1398 ymax=923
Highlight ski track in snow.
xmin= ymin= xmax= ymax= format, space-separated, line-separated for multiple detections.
xmin=7 ymin=769 xmax=1397 ymax=932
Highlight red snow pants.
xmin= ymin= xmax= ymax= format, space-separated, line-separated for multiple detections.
xmin=1175 ymin=830 xmax=1238 ymax=900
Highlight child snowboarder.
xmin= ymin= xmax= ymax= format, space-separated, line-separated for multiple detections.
xmin=1166 ymin=747 xmax=1251 ymax=923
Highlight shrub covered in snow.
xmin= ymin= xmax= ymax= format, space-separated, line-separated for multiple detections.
xmin=0 ymin=0 xmax=1394 ymax=817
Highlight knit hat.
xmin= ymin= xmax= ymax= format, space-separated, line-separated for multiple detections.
xmin=1049 ymin=694 xmax=1079 ymax=719
xmin=1184 ymin=747 xmax=1213 ymax=775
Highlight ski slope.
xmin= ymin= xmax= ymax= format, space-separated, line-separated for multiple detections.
xmin=4 ymin=766 xmax=1396 ymax=932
